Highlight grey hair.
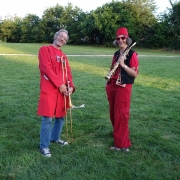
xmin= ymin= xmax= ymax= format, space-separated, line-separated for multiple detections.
xmin=54 ymin=29 xmax=69 ymax=43
xmin=113 ymin=37 xmax=132 ymax=47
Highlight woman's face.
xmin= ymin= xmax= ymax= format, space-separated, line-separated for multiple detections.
xmin=116 ymin=35 xmax=127 ymax=49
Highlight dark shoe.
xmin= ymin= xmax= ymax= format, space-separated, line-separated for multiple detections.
xmin=110 ymin=146 xmax=130 ymax=152
xmin=40 ymin=148 xmax=51 ymax=157
xmin=51 ymin=139 xmax=68 ymax=146
xmin=121 ymin=148 xmax=130 ymax=152
xmin=110 ymin=146 xmax=121 ymax=151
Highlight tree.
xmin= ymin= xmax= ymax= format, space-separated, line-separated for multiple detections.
xmin=91 ymin=0 xmax=157 ymax=46
xmin=20 ymin=14 xmax=41 ymax=43
xmin=40 ymin=4 xmax=65 ymax=42
xmin=0 ymin=0 xmax=178 ymax=49
xmin=168 ymin=0 xmax=180 ymax=49
xmin=61 ymin=4 xmax=87 ymax=44
xmin=0 ymin=16 xmax=21 ymax=42
xmin=148 ymin=0 xmax=180 ymax=49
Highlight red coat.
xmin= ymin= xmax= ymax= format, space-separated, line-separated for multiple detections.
xmin=37 ymin=45 xmax=75 ymax=117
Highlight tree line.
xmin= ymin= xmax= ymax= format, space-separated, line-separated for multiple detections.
xmin=0 ymin=0 xmax=180 ymax=49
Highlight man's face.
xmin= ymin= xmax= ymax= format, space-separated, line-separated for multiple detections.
xmin=54 ymin=32 xmax=68 ymax=47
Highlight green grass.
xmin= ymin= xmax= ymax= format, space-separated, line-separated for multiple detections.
xmin=0 ymin=43 xmax=180 ymax=180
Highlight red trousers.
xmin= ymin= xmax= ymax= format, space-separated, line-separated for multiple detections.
xmin=106 ymin=80 xmax=132 ymax=148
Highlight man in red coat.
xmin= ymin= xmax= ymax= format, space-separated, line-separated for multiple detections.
xmin=37 ymin=29 xmax=75 ymax=157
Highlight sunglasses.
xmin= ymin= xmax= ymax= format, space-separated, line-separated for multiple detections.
xmin=116 ymin=36 xmax=126 ymax=41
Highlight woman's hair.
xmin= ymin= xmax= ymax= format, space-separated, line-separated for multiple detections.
xmin=53 ymin=29 xmax=69 ymax=43
xmin=113 ymin=37 xmax=132 ymax=47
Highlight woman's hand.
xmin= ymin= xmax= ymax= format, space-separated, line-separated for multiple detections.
xmin=118 ymin=55 xmax=138 ymax=78
xmin=119 ymin=55 xmax=125 ymax=68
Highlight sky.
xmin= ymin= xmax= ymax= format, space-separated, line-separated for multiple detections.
xmin=0 ymin=0 xmax=172 ymax=19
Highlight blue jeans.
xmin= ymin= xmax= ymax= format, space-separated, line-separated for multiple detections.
xmin=40 ymin=116 xmax=64 ymax=149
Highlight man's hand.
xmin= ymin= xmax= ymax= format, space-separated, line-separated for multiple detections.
xmin=68 ymin=87 xmax=74 ymax=95
xmin=59 ymin=84 xmax=68 ymax=96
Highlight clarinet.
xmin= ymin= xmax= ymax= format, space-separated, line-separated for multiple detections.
xmin=105 ymin=42 xmax=136 ymax=81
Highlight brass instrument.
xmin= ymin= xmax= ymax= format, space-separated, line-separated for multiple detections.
xmin=105 ymin=42 xmax=136 ymax=81
xmin=67 ymin=81 xmax=73 ymax=108
xmin=65 ymin=81 xmax=73 ymax=143
xmin=61 ymin=57 xmax=85 ymax=143
xmin=60 ymin=56 xmax=73 ymax=143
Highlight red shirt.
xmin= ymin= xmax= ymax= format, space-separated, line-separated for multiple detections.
xmin=37 ymin=45 xmax=75 ymax=117
xmin=111 ymin=52 xmax=139 ymax=80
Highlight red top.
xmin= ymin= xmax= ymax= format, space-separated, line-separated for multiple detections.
xmin=111 ymin=52 xmax=139 ymax=80
xmin=37 ymin=45 xmax=75 ymax=117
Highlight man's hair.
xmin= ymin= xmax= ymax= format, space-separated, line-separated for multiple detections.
xmin=54 ymin=29 xmax=69 ymax=43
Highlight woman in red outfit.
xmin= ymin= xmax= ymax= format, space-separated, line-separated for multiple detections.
xmin=105 ymin=27 xmax=139 ymax=152
xmin=37 ymin=29 xmax=75 ymax=157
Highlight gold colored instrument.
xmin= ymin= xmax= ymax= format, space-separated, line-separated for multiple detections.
xmin=60 ymin=56 xmax=73 ymax=143
xmin=61 ymin=57 xmax=85 ymax=143
xmin=105 ymin=42 xmax=136 ymax=81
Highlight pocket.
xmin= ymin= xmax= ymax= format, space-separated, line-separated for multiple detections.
xmin=40 ymin=78 xmax=55 ymax=94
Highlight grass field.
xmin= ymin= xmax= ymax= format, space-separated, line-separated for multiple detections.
xmin=0 ymin=43 xmax=180 ymax=180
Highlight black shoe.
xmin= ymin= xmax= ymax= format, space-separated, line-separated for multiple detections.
xmin=50 ymin=140 xmax=68 ymax=146
xmin=40 ymin=148 xmax=51 ymax=157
